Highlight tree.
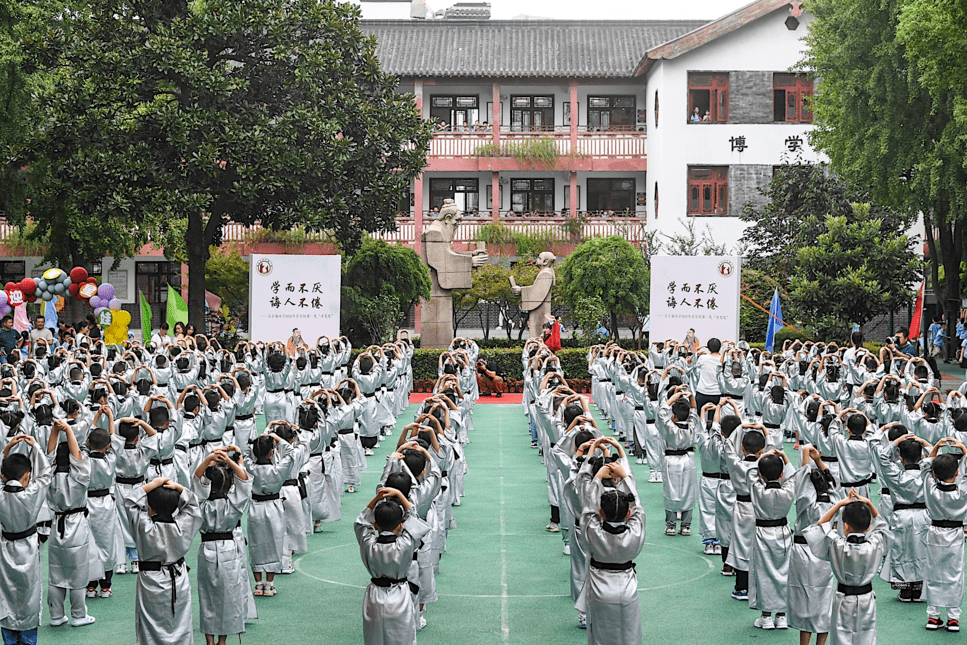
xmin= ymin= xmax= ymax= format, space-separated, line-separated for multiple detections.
xmin=341 ymin=238 xmax=430 ymax=346
xmin=9 ymin=0 xmax=433 ymax=329
xmin=803 ymin=0 xmax=966 ymax=356
xmin=452 ymin=263 xmax=513 ymax=339
xmin=788 ymin=205 xmax=919 ymax=329
xmin=558 ymin=236 xmax=649 ymax=340
xmin=204 ymin=245 xmax=248 ymax=321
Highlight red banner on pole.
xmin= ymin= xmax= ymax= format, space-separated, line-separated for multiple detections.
xmin=909 ymin=281 xmax=924 ymax=339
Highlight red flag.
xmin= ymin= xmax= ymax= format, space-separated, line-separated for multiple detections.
xmin=909 ymin=281 xmax=924 ymax=339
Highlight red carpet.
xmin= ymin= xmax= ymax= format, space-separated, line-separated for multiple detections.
xmin=409 ymin=392 xmax=523 ymax=405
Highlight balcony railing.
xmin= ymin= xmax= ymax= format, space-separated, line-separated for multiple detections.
xmin=429 ymin=130 xmax=646 ymax=160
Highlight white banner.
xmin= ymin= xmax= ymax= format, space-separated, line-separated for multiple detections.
xmin=249 ymin=254 xmax=341 ymax=343
xmin=649 ymin=255 xmax=741 ymax=347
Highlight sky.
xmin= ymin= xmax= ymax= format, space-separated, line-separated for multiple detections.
xmin=353 ymin=0 xmax=756 ymax=22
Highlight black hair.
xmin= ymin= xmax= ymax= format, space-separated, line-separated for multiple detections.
xmin=204 ymin=390 xmax=220 ymax=412
xmin=54 ymin=442 xmax=71 ymax=473
xmin=236 ymin=371 xmax=252 ymax=390
xmin=205 ymin=464 xmax=234 ymax=500
xmin=113 ymin=380 xmax=129 ymax=397
xmin=846 ymin=414 xmax=866 ymax=436
xmin=1 ymin=453 xmax=31 ymax=482
xmin=274 ymin=425 xmax=297 ymax=443
xmin=266 ymin=352 xmax=285 ymax=372
xmin=358 ymin=355 xmax=374 ymax=374
xmin=89 ymin=362 xmax=102 ymax=377
xmin=914 ymin=365 xmax=929 ymax=381
xmin=62 ymin=398 xmax=80 ymax=417
xmin=402 ymin=449 xmax=427 ymax=478
xmin=33 ymin=403 xmax=54 ymax=427
xmin=384 ymin=472 xmax=413 ymax=499
xmin=897 ymin=438 xmax=922 ymax=464
xmin=805 ymin=399 xmax=820 ymax=422
xmin=183 ymin=394 xmax=200 ymax=413
xmin=955 ymin=416 xmax=967 ymax=433
xmin=707 ymin=338 xmax=721 ymax=353
xmin=220 ymin=382 xmax=235 ymax=398
xmin=809 ymin=468 xmax=831 ymax=497
xmin=667 ymin=375 xmax=682 ymax=388
xmin=850 ymin=331 xmax=864 ymax=347
xmin=135 ymin=378 xmax=152 ymax=396
xmin=88 ymin=428 xmax=111 ymax=451
xmin=720 ymin=415 xmax=741 ymax=438
xmin=887 ymin=425 xmax=908 ymax=442
xmin=758 ymin=373 xmax=770 ymax=390
xmin=374 ymin=499 xmax=404 ymax=532
xmin=600 ymin=489 xmax=635 ymax=522
xmin=155 ymin=354 xmax=168 ymax=368
xmin=0 ymin=409 xmax=22 ymax=434
xmin=922 ymin=401 xmax=940 ymax=421
xmin=742 ymin=431 xmax=765 ymax=455
xmin=770 ymin=385 xmax=785 ymax=405
xmin=298 ymin=404 xmax=320 ymax=430
xmin=573 ymin=429 xmax=595 ymax=452
xmin=842 ymin=500 xmax=871 ymax=532
xmin=563 ymin=401 xmax=584 ymax=427
xmin=146 ymin=486 xmax=180 ymax=522
xmin=20 ymin=363 xmax=34 ymax=379
xmin=883 ymin=381 xmax=900 ymax=402
xmin=758 ymin=454 xmax=783 ymax=481
xmin=118 ymin=421 xmax=139 ymax=446
xmin=671 ymin=399 xmax=690 ymax=422
xmin=337 ymin=386 xmax=355 ymax=403
xmin=148 ymin=406 xmax=170 ymax=428
xmin=252 ymin=435 xmax=275 ymax=465
xmin=933 ymin=454 xmax=960 ymax=482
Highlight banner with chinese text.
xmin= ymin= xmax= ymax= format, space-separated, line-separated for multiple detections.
xmin=249 ymin=254 xmax=341 ymax=342
xmin=649 ymin=255 xmax=741 ymax=347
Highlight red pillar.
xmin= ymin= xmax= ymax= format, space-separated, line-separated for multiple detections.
xmin=492 ymin=172 xmax=500 ymax=221
xmin=569 ymin=171 xmax=577 ymax=219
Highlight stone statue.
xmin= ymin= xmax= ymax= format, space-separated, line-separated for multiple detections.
xmin=511 ymin=251 xmax=556 ymax=339
xmin=420 ymin=199 xmax=488 ymax=348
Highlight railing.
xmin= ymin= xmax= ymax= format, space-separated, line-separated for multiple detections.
xmin=429 ymin=130 xmax=646 ymax=159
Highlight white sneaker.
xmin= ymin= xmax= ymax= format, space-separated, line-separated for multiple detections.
xmin=754 ymin=615 xmax=776 ymax=630
xmin=280 ymin=566 xmax=295 ymax=575
xmin=546 ymin=523 xmax=560 ymax=533
xmin=364 ymin=448 xmax=374 ymax=456
xmin=50 ymin=616 xmax=69 ymax=627
xmin=703 ymin=543 xmax=715 ymax=555
xmin=774 ymin=614 xmax=788 ymax=630
xmin=636 ymin=457 xmax=644 ymax=465
xmin=714 ymin=544 xmax=722 ymax=555
xmin=130 ymin=561 xmax=139 ymax=574
xmin=86 ymin=588 xmax=97 ymax=599
xmin=563 ymin=544 xmax=571 ymax=555
xmin=347 ymin=485 xmax=356 ymax=494
xmin=655 ymin=472 xmax=663 ymax=483
xmin=115 ymin=564 xmax=126 ymax=575
xmin=71 ymin=615 xmax=96 ymax=627
xmin=578 ymin=612 xmax=587 ymax=629
xmin=419 ymin=613 xmax=427 ymax=630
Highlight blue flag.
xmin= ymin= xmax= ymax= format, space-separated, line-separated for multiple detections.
xmin=765 ymin=288 xmax=784 ymax=352
xmin=44 ymin=298 xmax=58 ymax=331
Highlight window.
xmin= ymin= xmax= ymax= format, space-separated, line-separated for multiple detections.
xmin=0 ymin=261 xmax=24 ymax=287
xmin=136 ymin=261 xmax=181 ymax=327
xmin=688 ymin=73 xmax=728 ymax=123
xmin=510 ymin=179 xmax=555 ymax=214
xmin=687 ymin=167 xmax=728 ymax=215
xmin=588 ymin=96 xmax=636 ymax=131
xmin=510 ymin=95 xmax=554 ymax=132
xmin=430 ymin=178 xmax=479 ymax=213
xmin=654 ymin=183 xmax=659 ymax=219
xmin=587 ymin=178 xmax=635 ymax=213
xmin=563 ymin=185 xmax=581 ymax=211
xmin=654 ymin=91 xmax=659 ymax=129
xmin=429 ymin=95 xmax=480 ymax=131
xmin=774 ymin=73 xmax=813 ymax=123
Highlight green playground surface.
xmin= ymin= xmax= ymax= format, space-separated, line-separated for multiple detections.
xmin=39 ymin=403 xmax=959 ymax=644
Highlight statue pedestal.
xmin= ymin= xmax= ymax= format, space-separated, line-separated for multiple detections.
xmin=420 ymin=287 xmax=454 ymax=348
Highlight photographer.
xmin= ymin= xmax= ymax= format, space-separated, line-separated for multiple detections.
xmin=891 ymin=330 xmax=917 ymax=357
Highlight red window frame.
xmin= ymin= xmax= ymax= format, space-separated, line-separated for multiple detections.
xmin=687 ymin=167 xmax=728 ymax=216
xmin=773 ymin=73 xmax=813 ymax=123
xmin=687 ymin=73 xmax=729 ymax=123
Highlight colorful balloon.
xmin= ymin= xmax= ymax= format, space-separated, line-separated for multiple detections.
xmin=97 ymin=284 xmax=115 ymax=300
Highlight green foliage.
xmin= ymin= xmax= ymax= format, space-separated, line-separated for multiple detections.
xmin=568 ymin=296 xmax=608 ymax=343
xmin=0 ymin=222 xmax=49 ymax=256
xmin=473 ymin=138 xmax=561 ymax=167
xmin=739 ymin=161 xmax=915 ymax=282
xmin=788 ymin=206 xmax=919 ymax=328
xmin=204 ymin=245 xmax=248 ymax=318
xmin=341 ymin=238 xmax=430 ymax=345
xmin=739 ymin=268 xmax=788 ymax=342
xmin=473 ymin=221 xmax=566 ymax=257
xmin=655 ymin=217 xmax=730 ymax=256
xmin=9 ymin=0 xmax=433 ymax=326
xmin=409 ymin=347 xmax=592 ymax=380
xmin=558 ymin=236 xmax=649 ymax=340
xmin=452 ymin=263 xmax=514 ymax=337
xmin=804 ymin=0 xmax=965 ymax=346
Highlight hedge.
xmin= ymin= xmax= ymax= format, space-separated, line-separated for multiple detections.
xmin=351 ymin=347 xmax=594 ymax=380
xmin=409 ymin=336 xmax=644 ymax=351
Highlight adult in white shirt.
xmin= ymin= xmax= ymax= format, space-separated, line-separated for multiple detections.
xmin=150 ymin=322 xmax=173 ymax=348
xmin=842 ymin=330 xmax=864 ymax=397
xmin=691 ymin=337 xmax=723 ymax=409
xmin=28 ymin=315 xmax=54 ymax=347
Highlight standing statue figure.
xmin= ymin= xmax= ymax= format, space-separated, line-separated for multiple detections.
xmin=511 ymin=251 xmax=556 ymax=339
xmin=420 ymin=199 xmax=488 ymax=348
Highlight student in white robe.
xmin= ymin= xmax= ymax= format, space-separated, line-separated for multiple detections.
xmin=656 ymin=390 xmax=699 ymax=536
xmin=85 ymin=426 xmax=121 ymax=599
xmin=748 ymin=449 xmax=795 ymax=630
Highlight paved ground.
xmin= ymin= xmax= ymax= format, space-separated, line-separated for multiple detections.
xmin=38 ymin=400 xmax=961 ymax=644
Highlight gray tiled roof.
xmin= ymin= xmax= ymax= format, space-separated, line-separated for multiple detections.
xmin=360 ymin=19 xmax=710 ymax=78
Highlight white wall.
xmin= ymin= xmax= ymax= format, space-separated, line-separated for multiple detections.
xmin=645 ymin=8 xmax=824 ymax=250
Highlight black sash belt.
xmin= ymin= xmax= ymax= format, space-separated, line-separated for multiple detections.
xmin=282 ymin=479 xmax=299 ymax=488
xmin=646 ymin=419 xmax=656 ymax=425
xmin=841 ymin=476 xmax=872 ymax=488
xmin=893 ymin=502 xmax=926 ymax=511
xmin=756 ymin=518 xmax=788 ymax=528
xmin=2 ymin=525 xmax=37 ymax=541
xmin=139 ymin=557 xmax=186 ymax=613
xmin=933 ymin=520 xmax=964 ymax=528
xmin=370 ymin=576 xmax=420 ymax=594
xmin=338 ymin=429 xmax=354 ymax=435
xmin=364 ymin=392 xmax=376 ymax=398
xmin=822 ymin=456 xmax=838 ymax=463
xmin=201 ymin=531 xmax=235 ymax=542
xmin=55 ymin=506 xmax=88 ymax=537
xmin=252 ymin=493 xmax=280 ymax=502
xmin=116 ymin=476 xmax=145 ymax=485
xmin=635 ymin=406 xmax=644 ymax=411
xmin=702 ymin=472 xmax=729 ymax=480
xmin=837 ymin=583 xmax=873 ymax=596
xmin=793 ymin=534 xmax=807 ymax=545
xmin=268 ymin=389 xmax=286 ymax=394
xmin=736 ymin=494 xmax=752 ymax=503
xmin=174 ymin=445 xmax=187 ymax=453
xmin=590 ymin=559 xmax=635 ymax=571
xmin=236 ymin=414 xmax=254 ymax=421
xmin=764 ymin=423 xmax=780 ymax=429
xmin=880 ymin=487 xmax=890 ymax=496
xmin=150 ymin=458 xmax=174 ymax=466
xmin=87 ymin=489 xmax=111 ymax=498
xmin=665 ymin=448 xmax=694 ymax=456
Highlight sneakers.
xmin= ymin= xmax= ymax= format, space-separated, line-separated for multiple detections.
xmin=71 ymin=615 xmax=96 ymax=628
xmin=654 ymin=472 xmax=663 ymax=483
xmin=665 ymin=525 xmax=676 ymax=536
xmin=754 ymin=615 xmax=776 ymax=630
xmin=280 ymin=566 xmax=296 ymax=575
xmin=364 ymin=448 xmax=374 ymax=457
xmin=714 ymin=543 xmax=722 ymax=555
xmin=648 ymin=470 xmax=658 ymax=483
xmin=313 ymin=521 xmax=323 ymax=534
xmin=563 ymin=544 xmax=571 ymax=555
xmin=130 ymin=561 xmax=139 ymax=574
xmin=86 ymin=587 xmax=97 ymax=599
xmin=263 ymin=583 xmax=277 ymax=597
xmin=577 ymin=613 xmax=587 ymax=630
xmin=347 ymin=485 xmax=355 ymax=494
xmin=703 ymin=543 xmax=715 ymax=555
xmin=731 ymin=589 xmax=748 ymax=601
xmin=254 ymin=582 xmax=265 ymax=597
xmin=775 ymin=614 xmax=788 ymax=630
xmin=115 ymin=563 xmax=126 ymax=575
xmin=546 ymin=523 xmax=560 ymax=533
xmin=927 ymin=618 xmax=945 ymax=631
xmin=50 ymin=616 xmax=69 ymax=627
xmin=636 ymin=457 xmax=644 ymax=465
xmin=679 ymin=525 xmax=691 ymax=537
xmin=419 ymin=613 xmax=427 ymax=631
xmin=948 ymin=620 xmax=960 ymax=632
xmin=98 ymin=588 xmax=113 ymax=599
xmin=721 ymin=565 xmax=735 ymax=577
xmin=530 ymin=441 xmax=539 ymax=449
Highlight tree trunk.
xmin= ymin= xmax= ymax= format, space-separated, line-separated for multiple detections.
xmin=936 ymin=211 xmax=963 ymax=362
xmin=610 ymin=310 xmax=619 ymax=340
xmin=482 ymin=301 xmax=490 ymax=340
xmin=186 ymin=213 xmax=211 ymax=332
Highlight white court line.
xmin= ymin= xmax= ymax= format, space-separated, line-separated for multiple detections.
xmin=498 ymin=412 xmax=510 ymax=641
